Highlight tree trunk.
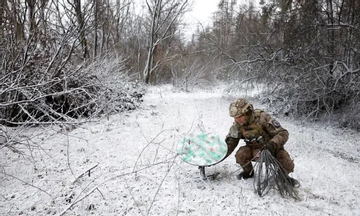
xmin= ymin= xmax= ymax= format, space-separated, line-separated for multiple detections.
xmin=74 ymin=0 xmax=89 ymax=59
xmin=93 ymin=0 xmax=98 ymax=58
xmin=327 ymin=0 xmax=335 ymax=74
xmin=26 ymin=0 xmax=36 ymax=38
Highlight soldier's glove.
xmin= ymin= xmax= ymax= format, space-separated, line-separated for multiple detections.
xmin=264 ymin=142 xmax=276 ymax=156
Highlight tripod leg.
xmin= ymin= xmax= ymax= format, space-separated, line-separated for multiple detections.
xmin=199 ymin=166 xmax=206 ymax=180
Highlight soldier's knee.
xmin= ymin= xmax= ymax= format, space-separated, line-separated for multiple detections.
xmin=276 ymin=150 xmax=294 ymax=173
xmin=235 ymin=146 xmax=252 ymax=165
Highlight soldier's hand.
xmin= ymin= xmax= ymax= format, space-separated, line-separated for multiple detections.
xmin=265 ymin=142 xmax=276 ymax=156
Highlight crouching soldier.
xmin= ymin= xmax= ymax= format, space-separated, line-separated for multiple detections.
xmin=225 ymin=98 xmax=299 ymax=187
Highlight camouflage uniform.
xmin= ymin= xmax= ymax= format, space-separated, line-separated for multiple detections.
xmin=225 ymin=99 xmax=294 ymax=175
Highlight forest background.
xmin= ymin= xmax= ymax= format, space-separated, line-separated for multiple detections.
xmin=1 ymin=1 xmax=360 ymax=215
xmin=1 ymin=0 xmax=360 ymax=132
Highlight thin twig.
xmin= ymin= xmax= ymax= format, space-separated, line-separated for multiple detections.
xmin=2 ymin=173 xmax=53 ymax=198
xmin=66 ymin=132 xmax=74 ymax=176
xmin=147 ymin=155 xmax=178 ymax=215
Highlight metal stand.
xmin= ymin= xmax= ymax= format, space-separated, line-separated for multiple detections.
xmin=198 ymin=166 xmax=220 ymax=180
xmin=198 ymin=166 xmax=206 ymax=180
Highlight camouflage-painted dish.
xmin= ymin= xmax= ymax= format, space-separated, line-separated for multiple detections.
xmin=177 ymin=132 xmax=228 ymax=166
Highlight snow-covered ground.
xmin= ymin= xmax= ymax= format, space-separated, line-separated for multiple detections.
xmin=1 ymin=84 xmax=360 ymax=216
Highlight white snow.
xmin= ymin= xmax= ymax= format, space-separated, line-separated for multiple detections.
xmin=1 ymin=84 xmax=360 ymax=216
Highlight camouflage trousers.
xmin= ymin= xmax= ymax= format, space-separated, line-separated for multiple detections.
xmin=235 ymin=145 xmax=295 ymax=174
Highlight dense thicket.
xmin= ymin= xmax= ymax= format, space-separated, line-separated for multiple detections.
xmin=0 ymin=0 xmax=147 ymax=126
xmin=192 ymin=0 xmax=360 ymax=130
xmin=0 ymin=0 xmax=359 ymax=130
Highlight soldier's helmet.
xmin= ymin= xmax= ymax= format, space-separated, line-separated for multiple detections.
xmin=229 ymin=98 xmax=253 ymax=117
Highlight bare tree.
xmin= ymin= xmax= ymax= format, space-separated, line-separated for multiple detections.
xmin=71 ymin=0 xmax=89 ymax=59
xmin=142 ymin=0 xmax=189 ymax=84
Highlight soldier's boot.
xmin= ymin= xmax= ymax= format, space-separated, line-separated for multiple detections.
xmin=237 ymin=170 xmax=254 ymax=180
xmin=288 ymin=177 xmax=300 ymax=188
xmin=235 ymin=147 xmax=254 ymax=180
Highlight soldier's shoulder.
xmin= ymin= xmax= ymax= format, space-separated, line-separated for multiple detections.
xmin=254 ymin=109 xmax=264 ymax=115
xmin=254 ymin=109 xmax=273 ymax=126
xmin=254 ymin=109 xmax=270 ymax=118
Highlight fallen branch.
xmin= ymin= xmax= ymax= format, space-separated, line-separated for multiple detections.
xmin=72 ymin=163 xmax=99 ymax=184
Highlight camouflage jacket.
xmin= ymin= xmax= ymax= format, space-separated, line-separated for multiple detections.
xmin=226 ymin=109 xmax=289 ymax=151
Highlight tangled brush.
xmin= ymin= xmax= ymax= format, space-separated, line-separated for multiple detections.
xmin=253 ymin=149 xmax=299 ymax=200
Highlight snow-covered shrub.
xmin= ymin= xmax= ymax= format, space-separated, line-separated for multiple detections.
xmin=82 ymin=55 xmax=146 ymax=117
xmin=338 ymin=101 xmax=360 ymax=131
xmin=0 ymin=54 xmax=145 ymax=126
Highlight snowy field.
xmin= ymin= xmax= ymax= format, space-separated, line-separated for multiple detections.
xmin=1 ymin=84 xmax=360 ymax=216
